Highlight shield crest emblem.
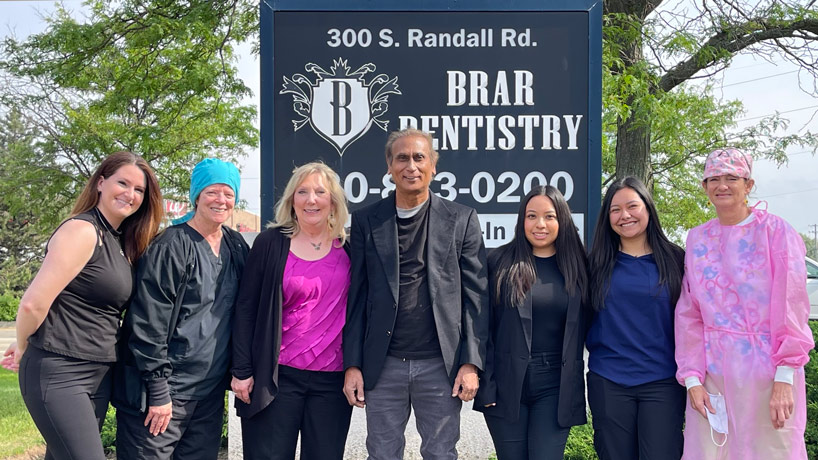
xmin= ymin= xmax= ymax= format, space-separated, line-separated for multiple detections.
xmin=311 ymin=78 xmax=372 ymax=155
xmin=281 ymin=59 xmax=401 ymax=156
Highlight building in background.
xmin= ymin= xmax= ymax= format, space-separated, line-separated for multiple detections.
xmin=163 ymin=199 xmax=261 ymax=232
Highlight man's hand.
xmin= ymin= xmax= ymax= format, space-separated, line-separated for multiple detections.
xmin=452 ymin=363 xmax=479 ymax=401
xmin=687 ymin=385 xmax=715 ymax=420
xmin=144 ymin=403 xmax=172 ymax=436
xmin=343 ymin=367 xmax=366 ymax=408
xmin=231 ymin=376 xmax=254 ymax=405
xmin=770 ymin=381 xmax=794 ymax=429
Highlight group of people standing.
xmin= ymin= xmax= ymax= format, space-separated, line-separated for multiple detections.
xmin=1 ymin=129 xmax=813 ymax=460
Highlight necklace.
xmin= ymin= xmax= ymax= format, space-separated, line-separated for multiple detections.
xmin=93 ymin=207 xmax=128 ymax=260
xmin=309 ymin=241 xmax=322 ymax=251
xmin=93 ymin=207 xmax=122 ymax=236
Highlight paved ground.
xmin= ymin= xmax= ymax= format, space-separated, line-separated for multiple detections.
xmin=227 ymin=393 xmax=495 ymax=460
xmin=0 ymin=325 xmax=14 ymax=356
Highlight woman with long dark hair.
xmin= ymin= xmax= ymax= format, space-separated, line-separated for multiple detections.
xmin=1 ymin=152 xmax=163 ymax=460
xmin=474 ymin=185 xmax=589 ymax=459
xmin=586 ymin=176 xmax=686 ymax=460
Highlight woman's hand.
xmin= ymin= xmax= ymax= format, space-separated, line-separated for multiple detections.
xmin=1 ymin=341 xmax=24 ymax=372
xmin=144 ymin=403 xmax=173 ymax=436
xmin=687 ymin=385 xmax=715 ymax=419
xmin=769 ymin=381 xmax=794 ymax=429
xmin=231 ymin=376 xmax=254 ymax=405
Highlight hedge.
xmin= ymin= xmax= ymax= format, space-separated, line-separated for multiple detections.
xmin=0 ymin=292 xmax=18 ymax=321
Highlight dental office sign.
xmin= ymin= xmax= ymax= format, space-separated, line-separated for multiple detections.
xmin=261 ymin=0 xmax=602 ymax=246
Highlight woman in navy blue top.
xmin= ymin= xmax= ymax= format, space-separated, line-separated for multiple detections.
xmin=586 ymin=177 xmax=685 ymax=460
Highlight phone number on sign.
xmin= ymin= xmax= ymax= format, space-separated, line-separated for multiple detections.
xmin=343 ymin=170 xmax=575 ymax=204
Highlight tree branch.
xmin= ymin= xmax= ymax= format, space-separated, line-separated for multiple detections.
xmin=657 ymin=17 xmax=818 ymax=93
xmin=605 ymin=0 xmax=665 ymax=17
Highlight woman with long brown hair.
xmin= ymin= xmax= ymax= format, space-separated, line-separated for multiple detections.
xmin=1 ymin=151 xmax=163 ymax=460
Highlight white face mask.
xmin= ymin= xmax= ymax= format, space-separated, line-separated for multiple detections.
xmin=706 ymin=392 xmax=728 ymax=447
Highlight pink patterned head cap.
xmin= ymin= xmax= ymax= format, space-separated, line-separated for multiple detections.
xmin=703 ymin=147 xmax=752 ymax=180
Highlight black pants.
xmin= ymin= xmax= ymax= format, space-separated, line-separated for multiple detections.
xmin=240 ymin=365 xmax=352 ymax=460
xmin=587 ymin=371 xmax=685 ymax=460
xmin=484 ymin=352 xmax=570 ymax=460
xmin=116 ymin=385 xmax=225 ymax=460
xmin=19 ymin=345 xmax=113 ymax=460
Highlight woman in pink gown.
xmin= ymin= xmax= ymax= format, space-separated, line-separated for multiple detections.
xmin=674 ymin=147 xmax=814 ymax=459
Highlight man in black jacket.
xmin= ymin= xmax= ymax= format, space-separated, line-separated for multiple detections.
xmin=343 ymin=128 xmax=489 ymax=459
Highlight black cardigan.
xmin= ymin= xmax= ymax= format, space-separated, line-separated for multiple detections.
xmin=473 ymin=250 xmax=588 ymax=427
xmin=231 ymin=227 xmax=350 ymax=418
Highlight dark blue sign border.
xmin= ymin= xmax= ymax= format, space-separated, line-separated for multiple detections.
xmin=260 ymin=0 xmax=602 ymax=240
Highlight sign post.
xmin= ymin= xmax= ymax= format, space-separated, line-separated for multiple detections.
xmin=261 ymin=0 xmax=602 ymax=246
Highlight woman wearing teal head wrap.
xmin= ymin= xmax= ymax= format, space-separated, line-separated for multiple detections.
xmin=115 ymin=158 xmax=250 ymax=460
xmin=173 ymin=157 xmax=241 ymax=225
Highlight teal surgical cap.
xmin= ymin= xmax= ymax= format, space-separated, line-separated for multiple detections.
xmin=172 ymin=158 xmax=241 ymax=225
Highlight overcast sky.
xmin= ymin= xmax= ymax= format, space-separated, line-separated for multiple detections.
xmin=2 ymin=1 xmax=816 ymax=236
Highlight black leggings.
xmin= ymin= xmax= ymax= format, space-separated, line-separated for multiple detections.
xmin=19 ymin=345 xmax=112 ymax=460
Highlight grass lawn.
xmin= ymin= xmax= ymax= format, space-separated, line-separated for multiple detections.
xmin=0 ymin=369 xmax=43 ymax=458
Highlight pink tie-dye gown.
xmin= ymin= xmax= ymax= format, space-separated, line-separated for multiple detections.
xmin=675 ymin=208 xmax=814 ymax=460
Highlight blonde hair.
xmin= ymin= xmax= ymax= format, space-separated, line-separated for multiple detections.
xmin=269 ymin=162 xmax=348 ymax=244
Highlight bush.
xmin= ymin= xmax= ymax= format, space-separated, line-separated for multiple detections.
xmin=804 ymin=321 xmax=818 ymax=458
xmin=222 ymin=393 xmax=229 ymax=448
xmin=565 ymin=421 xmax=598 ymax=460
xmin=0 ymin=292 xmax=19 ymax=321
xmin=101 ymin=405 xmax=116 ymax=454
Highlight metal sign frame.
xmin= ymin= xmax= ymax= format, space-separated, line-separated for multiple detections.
xmin=260 ymin=0 xmax=602 ymax=245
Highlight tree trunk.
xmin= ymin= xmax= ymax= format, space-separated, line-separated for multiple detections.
xmin=614 ymin=112 xmax=652 ymax=189
xmin=605 ymin=0 xmax=657 ymax=189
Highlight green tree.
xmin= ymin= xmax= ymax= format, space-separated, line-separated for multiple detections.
xmin=603 ymin=0 xmax=818 ymax=231
xmin=0 ymin=108 xmax=65 ymax=297
xmin=0 ymin=0 xmax=258 ymax=294
xmin=0 ymin=0 xmax=258 ymax=203
xmin=802 ymin=232 xmax=818 ymax=260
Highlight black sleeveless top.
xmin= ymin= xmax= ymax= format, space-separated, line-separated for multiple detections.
xmin=28 ymin=209 xmax=134 ymax=362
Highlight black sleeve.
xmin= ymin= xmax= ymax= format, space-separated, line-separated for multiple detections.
xmin=474 ymin=251 xmax=500 ymax=406
xmin=457 ymin=208 xmax=490 ymax=370
xmin=232 ymin=229 xmax=275 ymax=380
xmin=126 ymin=233 xmax=190 ymax=406
xmin=343 ymin=213 xmax=368 ymax=370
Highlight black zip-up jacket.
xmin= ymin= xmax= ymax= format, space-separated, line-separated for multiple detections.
xmin=120 ymin=223 xmax=249 ymax=407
